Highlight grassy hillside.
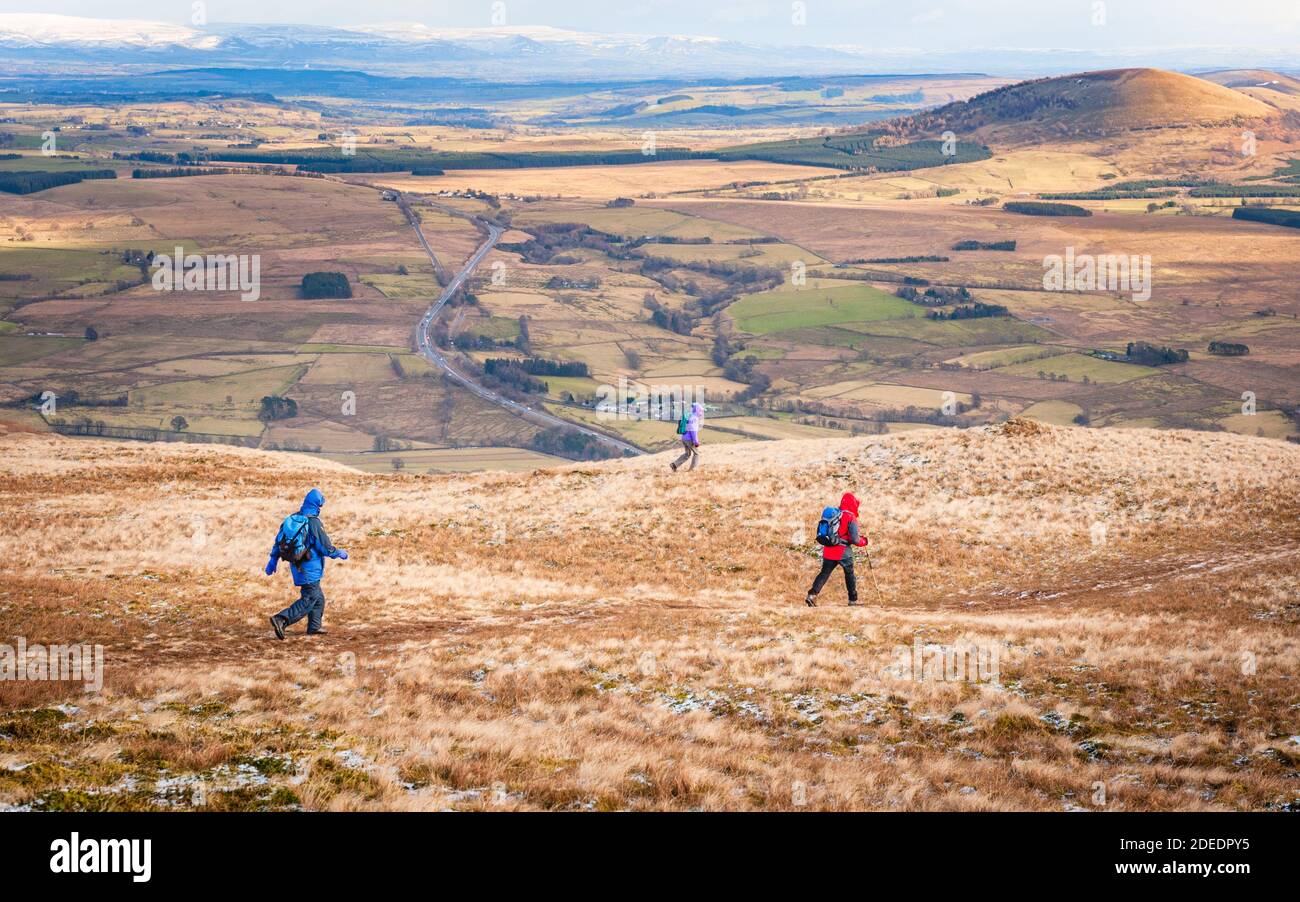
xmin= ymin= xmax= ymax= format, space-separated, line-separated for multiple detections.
xmin=0 ymin=423 xmax=1296 ymax=811
xmin=888 ymin=68 xmax=1277 ymax=141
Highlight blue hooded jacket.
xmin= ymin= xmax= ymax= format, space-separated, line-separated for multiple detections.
xmin=269 ymin=488 xmax=343 ymax=586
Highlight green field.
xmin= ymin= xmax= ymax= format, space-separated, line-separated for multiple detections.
xmin=841 ymin=315 xmax=1054 ymax=348
xmin=640 ymin=241 xmax=825 ymax=268
xmin=67 ymin=409 xmax=267 ymax=437
xmin=0 ymin=154 xmax=112 ymax=172
xmin=130 ymin=363 xmax=307 ymax=412
xmin=0 ymin=335 xmax=84 ymax=367
xmin=543 ymin=374 xmax=602 ymax=400
xmin=0 ymin=246 xmax=146 ymax=299
xmin=457 ymin=316 xmax=522 ymax=343
xmin=360 ymin=273 xmax=442 ymax=299
xmin=998 ymin=352 xmax=1158 ymax=384
xmin=1019 ymin=400 xmax=1084 ymax=425
xmin=948 ymin=344 xmax=1065 ymax=370
xmin=730 ymin=280 xmax=919 ymax=334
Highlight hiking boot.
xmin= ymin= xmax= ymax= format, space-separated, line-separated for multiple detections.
xmin=670 ymin=461 xmax=678 ymax=472
xmin=805 ymin=593 xmax=817 ymax=607
xmin=306 ymin=629 xmax=328 ymax=636
xmin=847 ymin=599 xmax=861 ymax=607
xmin=270 ymin=615 xmax=286 ymax=641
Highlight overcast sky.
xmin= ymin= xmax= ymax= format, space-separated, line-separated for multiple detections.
xmin=6 ymin=0 xmax=1300 ymax=50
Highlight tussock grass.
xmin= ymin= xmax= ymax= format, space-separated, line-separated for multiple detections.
xmin=0 ymin=423 xmax=1296 ymax=810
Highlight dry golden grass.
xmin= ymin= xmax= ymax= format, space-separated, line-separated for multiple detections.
xmin=0 ymin=423 xmax=1297 ymax=811
xmin=377 ymin=160 xmax=842 ymax=201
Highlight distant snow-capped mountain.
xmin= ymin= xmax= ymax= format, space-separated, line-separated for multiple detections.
xmin=0 ymin=14 xmax=877 ymax=77
xmin=0 ymin=13 xmax=1296 ymax=80
xmin=0 ymin=13 xmax=219 ymax=49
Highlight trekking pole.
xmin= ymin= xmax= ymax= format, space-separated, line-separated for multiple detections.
xmin=862 ymin=546 xmax=884 ymax=605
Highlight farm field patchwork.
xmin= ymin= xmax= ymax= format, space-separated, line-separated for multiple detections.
xmin=729 ymin=281 xmax=920 ymax=334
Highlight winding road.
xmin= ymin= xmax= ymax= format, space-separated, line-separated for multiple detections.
xmin=401 ymin=192 xmax=644 ymax=456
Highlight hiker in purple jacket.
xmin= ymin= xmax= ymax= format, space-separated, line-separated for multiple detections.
xmin=671 ymin=402 xmax=703 ymax=472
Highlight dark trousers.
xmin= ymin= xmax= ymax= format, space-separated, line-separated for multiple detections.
xmin=278 ymin=583 xmax=326 ymax=633
xmin=809 ymin=557 xmax=857 ymax=602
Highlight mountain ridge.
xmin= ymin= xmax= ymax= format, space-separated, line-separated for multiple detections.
xmin=3 ymin=14 xmax=1300 ymax=80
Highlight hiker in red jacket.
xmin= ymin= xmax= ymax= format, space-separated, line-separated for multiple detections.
xmin=805 ymin=492 xmax=868 ymax=607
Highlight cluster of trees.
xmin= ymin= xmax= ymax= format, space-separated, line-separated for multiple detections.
xmin=505 ymin=223 xmax=781 ymax=339
xmin=545 ymin=275 xmax=601 ymax=290
xmin=1232 ymin=207 xmax=1300 ymax=229
xmin=1003 ymin=201 xmax=1092 ymax=217
xmin=1124 ymin=342 xmax=1189 ymax=366
xmin=500 ymin=223 xmax=626 ymax=265
xmin=1208 ymin=341 xmax=1249 ymax=356
xmin=927 ymin=301 xmax=1008 ymax=320
xmin=452 ymin=331 xmax=518 ymax=351
xmin=631 ymin=235 xmax=713 ymax=246
xmin=724 ymin=355 xmax=772 ymax=403
xmin=529 ymin=426 xmax=621 ymax=461
xmin=516 ymin=316 xmax=532 ymax=354
xmin=722 ymin=354 xmax=761 ymax=384
xmin=15 ymin=390 xmax=126 ymax=410
xmin=258 ymin=396 xmax=298 ymax=422
xmin=1039 ymin=179 xmax=1205 ymax=201
xmin=132 ymin=167 xmax=247 ymax=179
xmin=638 ymin=256 xmax=783 ymax=319
xmin=897 ymin=285 xmax=973 ymax=306
xmin=115 ymin=151 xmax=210 ymax=164
xmin=300 ymin=272 xmax=352 ymax=299
xmin=1191 ymin=185 xmax=1300 ymax=198
xmin=645 ymin=297 xmax=695 ymax=335
xmin=482 ymin=358 xmax=548 ymax=395
xmin=887 ymin=78 xmax=1073 ymax=135
xmin=372 ymin=435 xmax=413 ymax=452
xmin=711 ymin=333 xmax=772 ymax=401
xmin=0 ymin=169 xmax=116 ymax=195
xmin=511 ymin=357 xmax=588 ymax=378
xmin=711 ymin=333 xmax=742 ymax=368
xmin=1042 ymin=189 xmax=1178 ymax=200
xmin=952 ymin=239 xmax=1016 ymax=251
xmin=48 ymin=420 xmax=259 ymax=447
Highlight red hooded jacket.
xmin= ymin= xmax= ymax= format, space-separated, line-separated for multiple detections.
xmin=823 ymin=492 xmax=868 ymax=561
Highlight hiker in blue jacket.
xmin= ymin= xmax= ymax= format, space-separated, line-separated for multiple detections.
xmin=265 ymin=488 xmax=348 ymax=639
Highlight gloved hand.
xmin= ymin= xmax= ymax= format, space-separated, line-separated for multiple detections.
xmin=265 ymin=556 xmax=278 ymax=576
xmin=336 ymin=549 xmax=349 ymax=560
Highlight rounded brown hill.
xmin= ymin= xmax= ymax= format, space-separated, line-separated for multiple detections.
xmin=889 ymin=68 xmax=1277 ymax=141
xmin=1199 ymin=69 xmax=1300 ymax=96
xmin=1198 ymin=69 xmax=1300 ymax=113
